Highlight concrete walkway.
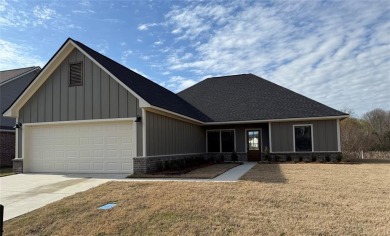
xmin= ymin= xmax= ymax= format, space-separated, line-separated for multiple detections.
xmin=212 ymin=162 xmax=256 ymax=181
xmin=0 ymin=174 xmax=124 ymax=221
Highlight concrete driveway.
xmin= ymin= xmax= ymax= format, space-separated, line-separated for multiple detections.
xmin=0 ymin=173 xmax=127 ymax=221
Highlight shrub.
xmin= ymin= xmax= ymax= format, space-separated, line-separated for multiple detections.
xmin=208 ymin=155 xmax=216 ymax=163
xmin=171 ymin=160 xmax=180 ymax=171
xmin=156 ymin=161 xmax=163 ymax=172
xmin=195 ymin=156 xmax=204 ymax=165
xmin=286 ymin=155 xmax=292 ymax=162
xmin=218 ymin=154 xmax=225 ymax=163
xmin=311 ymin=155 xmax=317 ymax=162
xmin=164 ymin=160 xmax=171 ymax=171
xmin=263 ymin=146 xmax=270 ymax=161
xmin=231 ymin=152 xmax=238 ymax=162
xmin=178 ymin=159 xmax=186 ymax=169
xmin=325 ymin=155 xmax=331 ymax=162
xmin=336 ymin=154 xmax=342 ymax=162
xmin=275 ymin=155 xmax=279 ymax=162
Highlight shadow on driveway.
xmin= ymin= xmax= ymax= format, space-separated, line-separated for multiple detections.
xmin=240 ymin=164 xmax=287 ymax=183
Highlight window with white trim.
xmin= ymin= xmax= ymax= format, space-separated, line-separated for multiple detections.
xmin=294 ymin=125 xmax=313 ymax=152
xmin=207 ymin=130 xmax=235 ymax=152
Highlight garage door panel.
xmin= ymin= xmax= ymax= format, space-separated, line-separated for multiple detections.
xmin=25 ymin=120 xmax=135 ymax=174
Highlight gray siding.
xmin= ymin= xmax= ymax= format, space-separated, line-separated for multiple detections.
xmin=146 ymin=111 xmax=205 ymax=156
xmin=17 ymin=48 xmax=143 ymax=158
xmin=271 ymin=120 xmax=338 ymax=152
xmin=19 ymin=48 xmax=139 ymax=123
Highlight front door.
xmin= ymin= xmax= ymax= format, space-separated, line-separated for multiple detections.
xmin=247 ymin=130 xmax=261 ymax=161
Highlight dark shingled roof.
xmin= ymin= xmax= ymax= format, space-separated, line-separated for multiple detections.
xmin=72 ymin=39 xmax=212 ymax=122
xmin=178 ymin=74 xmax=347 ymax=122
xmin=0 ymin=66 xmax=39 ymax=84
xmin=1 ymin=67 xmax=40 ymax=129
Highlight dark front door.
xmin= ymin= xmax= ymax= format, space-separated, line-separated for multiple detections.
xmin=247 ymin=130 xmax=261 ymax=161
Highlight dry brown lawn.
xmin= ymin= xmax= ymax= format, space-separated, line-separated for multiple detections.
xmin=129 ymin=163 xmax=240 ymax=179
xmin=5 ymin=163 xmax=390 ymax=236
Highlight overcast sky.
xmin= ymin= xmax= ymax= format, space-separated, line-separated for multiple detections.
xmin=1 ymin=0 xmax=389 ymax=117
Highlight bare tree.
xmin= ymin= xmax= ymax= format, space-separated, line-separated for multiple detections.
xmin=363 ymin=109 xmax=390 ymax=150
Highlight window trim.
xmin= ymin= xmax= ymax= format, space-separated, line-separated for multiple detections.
xmin=293 ymin=124 xmax=314 ymax=152
xmin=69 ymin=61 xmax=84 ymax=87
xmin=206 ymin=129 xmax=236 ymax=153
xmin=244 ymin=128 xmax=263 ymax=153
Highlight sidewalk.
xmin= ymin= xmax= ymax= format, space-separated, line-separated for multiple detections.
xmin=212 ymin=162 xmax=256 ymax=181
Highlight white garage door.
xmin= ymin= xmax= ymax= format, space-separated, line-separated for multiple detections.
xmin=24 ymin=120 xmax=135 ymax=174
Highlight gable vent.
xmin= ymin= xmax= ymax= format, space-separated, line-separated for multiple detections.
xmin=69 ymin=62 xmax=83 ymax=86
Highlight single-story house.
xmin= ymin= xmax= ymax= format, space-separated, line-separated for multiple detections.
xmin=0 ymin=66 xmax=40 ymax=167
xmin=3 ymin=38 xmax=348 ymax=174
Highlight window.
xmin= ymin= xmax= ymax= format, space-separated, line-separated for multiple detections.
xmin=221 ymin=130 xmax=235 ymax=152
xmin=207 ymin=131 xmax=220 ymax=152
xmin=294 ymin=125 xmax=313 ymax=152
xmin=69 ymin=62 xmax=83 ymax=86
xmin=247 ymin=130 xmax=260 ymax=150
xmin=207 ymin=130 xmax=235 ymax=152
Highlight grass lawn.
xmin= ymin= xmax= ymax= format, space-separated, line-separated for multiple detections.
xmin=129 ymin=163 xmax=240 ymax=179
xmin=5 ymin=163 xmax=390 ymax=236
xmin=0 ymin=168 xmax=14 ymax=177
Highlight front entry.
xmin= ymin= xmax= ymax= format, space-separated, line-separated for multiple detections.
xmin=247 ymin=130 xmax=261 ymax=161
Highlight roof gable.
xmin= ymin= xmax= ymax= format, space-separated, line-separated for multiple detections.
xmin=178 ymin=74 xmax=347 ymax=122
xmin=4 ymin=38 xmax=210 ymax=122
xmin=72 ymin=40 xmax=211 ymax=122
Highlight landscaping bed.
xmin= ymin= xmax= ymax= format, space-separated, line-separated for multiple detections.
xmin=0 ymin=168 xmax=15 ymax=177
xmin=129 ymin=163 xmax=240 ymax=179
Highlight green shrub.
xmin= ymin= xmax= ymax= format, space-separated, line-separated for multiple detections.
xmin=263 ymin=146 xmax=270 ymax=161
xmin=196 ymin=156 xmax=206 ymax=165
xmin=171 ymin=160 xmax=180 ymax=171
xmin=156 ymin=161 xmax=163 ymax=172
xmin=325 ymin=155 xmax=331 ymax=162
xmin=311 ymin=155 xmax=317 ymax=162
xmin=275 ymin=155 xmax=279 ymax=162
xmin=298 ymin=156 xmax=303 ymax=162
xmin=336 ymin=154 xmax=342 ymax=162
xmin=286 ymin=155 xmax=292 ymax=162
xmin=231 ymin=152 xmax=238 ymax=162
xmin=164 ymin=160 xmax=172 ymax=171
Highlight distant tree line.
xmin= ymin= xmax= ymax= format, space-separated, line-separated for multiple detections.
xmin=341 ymin=108 xmax=390 ymax=152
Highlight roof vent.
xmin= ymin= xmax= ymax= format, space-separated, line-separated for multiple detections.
xmin=69 ymin=62 xmax=83 ymax=86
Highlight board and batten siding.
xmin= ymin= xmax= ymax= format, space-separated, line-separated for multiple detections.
xmin=271 ymin=120 xmax=338 ymax=152
xmin=145 ymin=111 xmax=205 ymax=156
xmin=17 ymin=48 xmax=143 ymax=157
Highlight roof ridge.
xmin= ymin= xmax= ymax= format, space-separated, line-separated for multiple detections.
xmin=0 ymin=66 xmax=39 ymax=73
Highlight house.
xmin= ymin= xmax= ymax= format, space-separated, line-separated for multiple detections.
xmin=0 ymin=67 xmax=40 ymax=167
xmin=3 ymin=38 xmax=348 ymax=174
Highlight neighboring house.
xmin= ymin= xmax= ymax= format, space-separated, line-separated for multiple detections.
xmin=0 ymin=67 xmax=40 ymax=167
xmin=3 ymin=38 xmax=348 ymax=174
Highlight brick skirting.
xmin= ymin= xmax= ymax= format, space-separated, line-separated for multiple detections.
xmin=12 ymin=158 xmax=23 ymax=173
xmin=269 ymin=152 xmax=342 ymax=162
xmin=0 ymin=131 xmax=15 ymax=167
xmin=133 ymin=153 xmax=206 ymax=174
